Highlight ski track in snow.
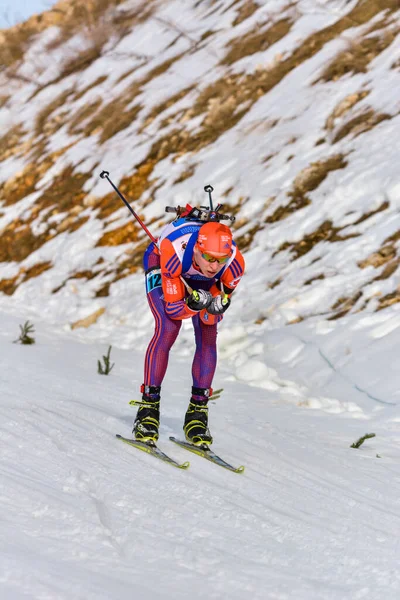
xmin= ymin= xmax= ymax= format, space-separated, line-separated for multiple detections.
xmin=1 ymin=311 xmax=400 ymax=600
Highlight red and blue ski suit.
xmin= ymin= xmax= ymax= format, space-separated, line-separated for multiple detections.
xmin=142 ymin=218 xmax=245 ymax=391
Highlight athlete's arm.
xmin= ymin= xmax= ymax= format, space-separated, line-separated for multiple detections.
xmin=199 ymin=247 xmax=245 ymax=325
xmin=209 ymin=247 xmax=245 ymax=297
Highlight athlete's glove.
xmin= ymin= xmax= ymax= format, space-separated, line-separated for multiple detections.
xmin=207 ymin=294 xmax=231 ymax=315
xmin=186 ymin=289 xmax=213 ymax=311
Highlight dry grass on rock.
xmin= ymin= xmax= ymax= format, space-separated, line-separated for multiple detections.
xmin=284 ymin=0 xmax=399 ymax=73
xmin=377 ymin=287 xmax=400 ymax=310
xmin=266 ymin=155 xmax=347 ymax=224
xmin=359 ymin=245 xmax=396 ymax=269
xmin=329 ymin=290 xmax=363 ymax=320
xmin=221 ymin=17 xmax=293 ymax=65
xmin=90 ymin=160 xmax=158 ymax=222
xmin=84 ymin=99 xmax=142 ymax=144
xmin=234 ymin=223 xmax=260 ymax=252
xmin=358 ymin=225 xmax=399 ymax=284
xmin=68 ymin=99 xmax=103 ymax=136
xmin=325 ymin=91 xmax=370 ymax=131
xmin=232 ymin=1 xmax=260 ymax=26
xmin=331 ymin=109 xmax=392 ymax=144
xmin=2 ymin=0 xmax=155 ymax=107
xmin=0 ymin=125 xmax=26 ymax=162
xmin=1 ymin=164 xmax=45 ymax=207
xmin=275 ymin=220 xmax=360 ymax=260
xmin=0 ymin=21 xmax=38 ymax=70
xmin=173 ymin=164 xmax=197 ymax=185
xmin=374 ymin=260 xmax=399 ymax=281
xmin=0 ymin=260 xmax=56 ymax=296
xmin=79 ymin=54 xmax=185 ymax=144
xmin=141 ymin=86 xmax=195 ymax=132
xmin=0 ymin=274 xmax=19 ymax=296
xmin=73 ymin=76 xmax=108 ymax=101
xmin=0 ymin=0 xmax=120 ymax=70
xmin=352 ymin=200 xmax=389 ymax=226
xmin=0 ymin=219 xmax=53 ymax=263
xmin=0 ymin=166 xmax=91 ymax=267
xmin=275 ymin=198 xmax=391 ymax=263
xmin=317 ymin=24 xmax=399 ymax=82
xmin=35 ymin=89 xmax=75 ymax=136
xmin=71 ymin=307 xmax=105 ymax=330
xmin=96 ymin=222 xmax=142 ymax=247
xmin=46 ymin=0 xmax=154 ymax=56
xmin=130 ymin=0 xmax=398 ymax=176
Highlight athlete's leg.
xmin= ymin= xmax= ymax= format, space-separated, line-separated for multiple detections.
xmin=142 ymin=242 xmax=181 ymax=388
xmin=143 ymin=287 xmax=182 ymax=387
xmin=183 ymin=314 xmax=217 ymax=446
xmin=191 ymin=313 xmax=217 ymax=389
xmin=133 ymin=243 xmax=181 ymax=442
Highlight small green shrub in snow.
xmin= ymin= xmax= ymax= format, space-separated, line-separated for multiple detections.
xmin=98 ymin=345 xmax=114 ymax=375
xmin=14 ymin=321 xmax=35 ymax=345
xmin=350 ymin=433 xmax=376 ymax=449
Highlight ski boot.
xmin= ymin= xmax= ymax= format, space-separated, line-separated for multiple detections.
xmin=133 ymin=385 xmax=161 ymax=445
xmin=183 ymin=387 xmax=213 ymax=447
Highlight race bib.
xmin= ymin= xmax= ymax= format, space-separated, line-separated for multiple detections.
xmin=145 ymin=269 xmax=162 ymax=294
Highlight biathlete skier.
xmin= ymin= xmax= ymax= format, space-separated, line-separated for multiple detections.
xmin=133 ymin=216 xmax=245 ymax=447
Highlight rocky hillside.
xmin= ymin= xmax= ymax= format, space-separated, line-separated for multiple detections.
xmin=0 ymin=0 xmax=399 ymax=337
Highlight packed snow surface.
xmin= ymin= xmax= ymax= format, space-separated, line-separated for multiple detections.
xmin=1 ymin=308 xmax=400 ymax=600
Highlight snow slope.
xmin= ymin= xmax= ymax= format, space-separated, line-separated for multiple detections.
xmin=1 ymin=309 xmax=400 ymax=600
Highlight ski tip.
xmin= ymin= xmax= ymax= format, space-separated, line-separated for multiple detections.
xmin=180 ymin=461 xmax=191 ymax=469
xmin=169 ymin=435 xmax=245 ymax=473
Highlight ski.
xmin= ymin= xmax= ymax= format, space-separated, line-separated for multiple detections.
xmin=169 ymin=436 xmax=245 ymax=473
xmin=116 ymin=435 xmax=190 ymax=469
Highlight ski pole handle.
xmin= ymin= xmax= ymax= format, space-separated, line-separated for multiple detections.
xmin=180 ymin=276 xmax=193 ymax=295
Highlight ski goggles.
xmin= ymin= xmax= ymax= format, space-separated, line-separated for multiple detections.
xmin=201 ymin=252 xmax=230 ymax=264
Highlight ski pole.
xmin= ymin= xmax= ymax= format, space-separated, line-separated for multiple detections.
xmin=99 ymin=170 xmax=157 ymax=244
xmin=99 ymin=170 xmax=194 ymax=294
xmin=204 ymin=185 xmax=214 ymax=210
